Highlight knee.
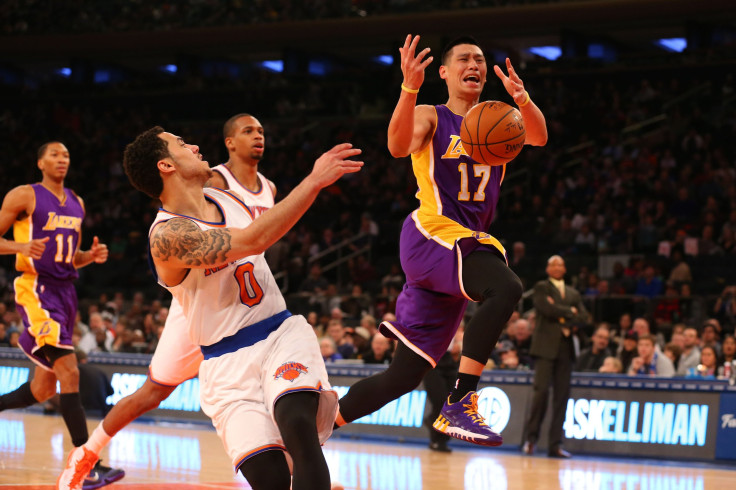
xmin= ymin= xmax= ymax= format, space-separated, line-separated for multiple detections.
xmin=506 ymin=274 xmax=524 ymax=304
xmin=34 ymin=384 xmax=57 ymax=402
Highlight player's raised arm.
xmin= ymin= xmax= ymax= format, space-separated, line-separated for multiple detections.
xmin=388 ymin=34 xmax=436 ymax=158
xmin=494 ymin=58 xmax=547 ymax=147
xmin=150 ymin=143 xmax=363 ymax=271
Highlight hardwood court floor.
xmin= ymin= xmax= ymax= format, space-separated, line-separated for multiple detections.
xmin=1 ymin=412 xmax=734 ymax=489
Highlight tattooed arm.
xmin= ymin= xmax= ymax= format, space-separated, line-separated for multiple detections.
xmin=150 ymin=143 xmax=364 ymax=280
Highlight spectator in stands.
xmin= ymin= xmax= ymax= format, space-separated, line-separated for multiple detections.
xmin=635 ymin=265 xmax=663 ymax=298
xmin=7 ymin=327 xmax=20 ymax=348
xmin=653 ymin=283 xmax=682 ymax=329
xmin=340 ymin=284 xmax=372 ymax=321
xmin=0 ymin=321 xmax=7 ymax=346
xmin=319 ymin=337 xmax=343 ymax=363
xmin=496 ymin=342 xmax=527 ymax=371
xmin=628 ymin=334 xmax=675 ymax=377
xmin=721 ymin=335 xmax=735 ymax=368
xmin=598 ymin=356 xmax=623 ymax=374
xmin=575 ymin=325 xmax=612 ymax=372
xmin=712 ymin=286 xmax=736 ymax=330
xmin=509 ymin=241 xmax=534 ymax=289
xmin=507 ymin=318 xmax=533 ymax=367
xmin=608 ymin=262 xmax=635 ymax=294
xmin=618 ymin=329 xmax=639 ymax=373
xmin=299 ymin=262 xmax=329 ymax=295
xmin=359 ymin=314 xmax=379 ymax=337
xmin=380 ymin=263 xmax=404 ymax=291
xmin=326 ymin=319 xmax=355 ymax=359
xmin=686 ymin=346 xmax=718 ymax=378
xmin=348 ymin=327 xmax=372 ymax=360
xmin=667 ymin=249 xmax=692 ymax=287
xmin=663 ymin=342 xmax=682 ymax=371
xmin=362 ymin=333 xmax=393 ymax=365
xmin=676 ymin=327 xmax=701 ymax=376
xmin=632 ymin=317 xmax=665 ymax=350
xmin=700 ymin=321 xmax=722 ymax=356
xmin=88 ymin=312 xmax=114 ymax=353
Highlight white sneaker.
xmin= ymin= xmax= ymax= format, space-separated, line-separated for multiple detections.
xmin=57 ymin=446 xmax=99 ymax=490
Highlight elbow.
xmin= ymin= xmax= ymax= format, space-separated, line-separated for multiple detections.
xmin=528 ymin=133 xmax=548 ymax=147
xmin=388 ymin=144 xmax=409 ymax=159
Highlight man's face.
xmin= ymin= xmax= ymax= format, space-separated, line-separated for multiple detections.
xmin=633 ymin=319 xmax=649 ymax=336
xmin=38 ymin=142 xmax=70 ymax=182
xmin=683 ymin=328 xmax=698 ymax=348
xmin=440 ymin=44 xmax=487 ymax=98
xmin=637 ymin=339 xmax=654 ymax=360
xmin=592 ymin=329 xmax=610 ymax=351
xmin=226 ymin=116 xmax=264 ymax=162
xmin=546 ymin=257 xmax=566 ymax=280
xmin=159 ymin=132 xmax=211 ymax=182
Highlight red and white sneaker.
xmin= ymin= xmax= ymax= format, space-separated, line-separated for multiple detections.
xmin=57 ymin=446 xmax=98 ymax=490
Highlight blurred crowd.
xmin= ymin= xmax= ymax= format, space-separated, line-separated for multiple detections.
xmin=1 ymin=0 xmax=569 ymax=35
xmin=1 ymin=8 xmax=736 ymax=384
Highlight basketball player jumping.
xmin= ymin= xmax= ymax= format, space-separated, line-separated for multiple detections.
xmin=335 ymin=34 xmax=547 ymax=445
xmin=121 ymin=126 xmax=361 ymax=490
xmin=0 ymin=142 xmax=124 ymax=489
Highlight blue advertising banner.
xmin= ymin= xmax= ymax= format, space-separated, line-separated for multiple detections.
xmin=715 ymin=392 xmax=736 ymax=460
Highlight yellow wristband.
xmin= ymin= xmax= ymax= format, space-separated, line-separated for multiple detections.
xmin=401 ymin=83 xmax=419 ymax=94
xmin=518 ymin=91 xmax=530 ymax=107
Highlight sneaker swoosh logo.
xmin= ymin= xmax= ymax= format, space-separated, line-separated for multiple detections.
xmin=86 ymin=472 xmax=101 ymax=482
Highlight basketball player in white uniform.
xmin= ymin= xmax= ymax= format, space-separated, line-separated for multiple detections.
xmin=83 ymin=126 xmax=359 ymax=490
xmin=59 ymin=116 xmax=352 ymax=489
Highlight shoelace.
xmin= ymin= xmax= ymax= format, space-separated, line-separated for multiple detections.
xmin=463 ymin=393 xmax=488 ymax=426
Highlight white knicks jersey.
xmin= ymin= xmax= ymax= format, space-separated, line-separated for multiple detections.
xmin=149 ymin=187 xmax=286 ymax=347
xmin=211 ymin=164 xmax=274 ymax=218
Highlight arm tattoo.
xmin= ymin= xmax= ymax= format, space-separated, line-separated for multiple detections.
xmin=151 ymin=218 xmax=231 ymax=267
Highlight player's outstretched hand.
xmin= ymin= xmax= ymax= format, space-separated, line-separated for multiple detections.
xmin=90 ymin=236 xmax=109 ymax=264
xmin=22 ymin=236 xmax=49 ymax=260
xmin=309 ymin=143 xmax=363 ymax=189
xmin=400 ymin=34 xmax=433 ymax=92
xmin=494 ymin=58 xmax=527 ymax=106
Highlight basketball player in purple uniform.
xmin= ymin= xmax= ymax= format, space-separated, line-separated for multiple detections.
xmin=335 ymin=34 xmax=547 ymax=445
xmin=0 ymin=142 xmax=124 ymax=489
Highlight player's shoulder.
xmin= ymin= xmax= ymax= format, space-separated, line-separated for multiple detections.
xmin=2 ymin=184 xmax=35 ymax=207
xmin=206 ymin=168 xmax=229 ymax=190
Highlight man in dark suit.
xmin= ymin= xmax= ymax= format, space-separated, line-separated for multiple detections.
xmin=523 ymin=255 xmax=589 ymax=458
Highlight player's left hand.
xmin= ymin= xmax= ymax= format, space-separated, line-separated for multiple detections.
xmin=494 ymin=58 xmax=527 ymax=106
xmin=90 ymin=236 xmax=108 ymax=264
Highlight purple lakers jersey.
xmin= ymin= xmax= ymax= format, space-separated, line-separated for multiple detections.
xmin=409 ymin=104 xmax=506 ymax=256
xmin=14 ymin=184 xmax=84 ymax=281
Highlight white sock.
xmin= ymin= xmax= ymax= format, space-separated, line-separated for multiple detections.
xmin=84 ymin=423 xmax=112 ymax=455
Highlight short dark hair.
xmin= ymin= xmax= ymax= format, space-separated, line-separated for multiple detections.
xmin=123 ymin=126 xmax=168 ymax=198
xmin=223 ymin=113 xmax=254 ymax=140
xmin=441 ymin=36 xmax=483 ymax=65
xmin=37 ymin=141 xmax=64 ymax=159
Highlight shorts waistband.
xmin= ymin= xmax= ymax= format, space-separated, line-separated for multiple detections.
xmin=200 ymin=310 xmax=292 ymax=360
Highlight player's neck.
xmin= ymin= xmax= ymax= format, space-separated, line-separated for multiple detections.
xmin=446 ymin=94 xmax=479 ymax=116
xmin=40 ymin=178 xmax=65 ymax=199
xmin=225 ymin=159 xmax=260 ymax=192
xmin=161 ymin=184 xmax=220 ymax=222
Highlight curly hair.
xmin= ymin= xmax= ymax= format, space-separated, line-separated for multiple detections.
xmin=123 ymin=126 xmax=169 ymax=198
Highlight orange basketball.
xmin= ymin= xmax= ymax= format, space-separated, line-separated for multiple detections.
xmin=460 ymin=100 xmax=526 ymax=166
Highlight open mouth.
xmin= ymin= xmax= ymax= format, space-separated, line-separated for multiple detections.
xmin=463 ymin=74 xmax=481 ymax=85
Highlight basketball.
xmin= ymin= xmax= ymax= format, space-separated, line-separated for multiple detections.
xmin=460 ymin=100 xmax=526 ymax=166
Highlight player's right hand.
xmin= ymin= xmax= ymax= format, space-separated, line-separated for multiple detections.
xmin=22 ymin=236 xmax=49 ymax=259
xmin=400 ymin=34 xmax=433 ymax=92
xmin=309 ymin=143 xmax=363 ymax=189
